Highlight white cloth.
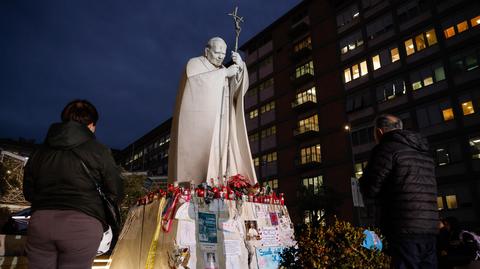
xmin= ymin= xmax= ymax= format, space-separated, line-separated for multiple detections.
xmin=168 ymin=56 xmax=257 ymax=185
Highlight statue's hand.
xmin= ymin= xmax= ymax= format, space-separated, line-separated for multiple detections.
xmin=231 ymin=51 xmax=243 ymax=65
xmin=226 ymin=64 xmax=240 ymax=78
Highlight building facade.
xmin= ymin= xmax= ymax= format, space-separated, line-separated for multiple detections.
xmin=119 ymin=0 xmax=480 ymax=226
xmin=336 ymin=0 xmax=480 ymax=227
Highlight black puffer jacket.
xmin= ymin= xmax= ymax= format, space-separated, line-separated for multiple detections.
xmin=360 ymin=129 xmax=438 ymax=238
xmin=23 ymin=121 xmax=124 ymax=227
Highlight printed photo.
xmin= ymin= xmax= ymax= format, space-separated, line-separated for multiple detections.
xmin=245 ymin=220 xmax=261 ymax=241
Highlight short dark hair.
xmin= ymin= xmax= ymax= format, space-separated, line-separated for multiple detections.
xmin=61 ymin=99 xmax=99 ymax=125
xmin=374 ymin=114 xmax=403 ymax=132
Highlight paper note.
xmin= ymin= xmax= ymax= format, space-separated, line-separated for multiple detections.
xmin=224 ymin=239 xmax=241 ymax=256
xmin=198 ymin=212 xmax=217 ymax=244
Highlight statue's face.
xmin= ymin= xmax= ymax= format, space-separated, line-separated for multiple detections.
xmin=205 ymin=41 xmax=226 ymax=67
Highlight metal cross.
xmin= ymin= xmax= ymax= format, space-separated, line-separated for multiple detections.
xmin=228 ymin=6 xmax=244 ymax=52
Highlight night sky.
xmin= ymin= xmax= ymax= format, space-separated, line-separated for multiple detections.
xmin=0 ymin=0 xmax=300 ymax=149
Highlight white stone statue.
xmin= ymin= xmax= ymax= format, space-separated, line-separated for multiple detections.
xmin=168 ymin=37 xmax=257 ymax=185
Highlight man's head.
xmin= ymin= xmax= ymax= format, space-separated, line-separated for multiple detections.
xmin=373 ymin=114 xmax=403 ymax=143
xmin=204 ymin=37 xmax=227 ymax=67
xmin=61 ymin=99 xmax=99 ymax=133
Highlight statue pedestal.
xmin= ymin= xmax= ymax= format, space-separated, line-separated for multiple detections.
xmin=109 ymin=197 xmax=295 ymax=269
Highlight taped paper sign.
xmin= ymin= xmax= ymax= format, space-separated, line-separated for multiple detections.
xmin=269 ymin=212 xmax=278 ymax=226
xmin=223 ymin=239 xmax=241 ymax=256
xmin=198 ymin=212 xmax=217 ymax=244
xmin=259 ymin=227 xmax=279 ymax=247
xmin=203 ymin=250 xmax=219 ymax=269
xmin=255 ymin=247 xmax=284 ymax=269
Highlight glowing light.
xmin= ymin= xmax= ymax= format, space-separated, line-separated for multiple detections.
xmin=353 ymin=12 xmax=360 ymax=18
xmin=344 ymin=125 xmax=350 ymax=131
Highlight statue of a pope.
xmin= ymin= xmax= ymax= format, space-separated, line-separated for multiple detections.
xmin=168 ymin=37 xmax=257 ymax=186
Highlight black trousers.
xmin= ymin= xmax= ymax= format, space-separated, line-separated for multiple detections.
xmin=389 ymin=236 xmax=438 ymax=269
xmin=26 ymin=209 xmax=103 ymax=269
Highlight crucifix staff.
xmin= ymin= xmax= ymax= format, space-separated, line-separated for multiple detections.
xmin=228 ymin=6 xmax=244 ymax=52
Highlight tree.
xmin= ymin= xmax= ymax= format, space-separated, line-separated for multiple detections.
xmin=280 ymin=217 xmax=390 ymax=268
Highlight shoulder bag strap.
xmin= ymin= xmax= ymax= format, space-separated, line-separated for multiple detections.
xmin=71 ymin=150 xmax=108 ymax=201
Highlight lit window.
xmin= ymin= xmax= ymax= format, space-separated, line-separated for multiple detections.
xmin=442 ymin=108 xmax=454 ymax=121
xmin=296 ymin=115 xmax=319 ymax=134
xmin=300 ymin=144 xmax=321 ymax=164
xmin=352 ymin=64 xmax=360 ymax=79
xmin=425 ymin=29 xmax=437 ymax=46
xmin=456 ymin=21 xmax=469 ymax=33
xmin=437 ymin=197 xmax=444 ymax=210
xmin=294 ymin=36 xmax=312 ymax=53
xmin=360 ymin=61 xmax=368 ymax=76
xmin=444 ymin=26 xmax=456 ymax=39
xmin=263 ymin=179 xmax=279 ymax=190
xmin=354 ymin=161 xmax=368 ymax=179
xmin=415 ymin=34 xmax=426 ymax=51
xmin=461 ymin=101 xmax=475 ymax=115
xmin=344 ymin=69 xmax=352 ymax=83
xmin=249 ymin=109 xmax=258 ymax=119
xmin=435 ymin=66 xmax=446 ymax=81
xmin=423 ymin=76 xmax=434 ymax=87
xmin=253 ymin=157 xmax=260 ymax=166
xmin=372 ymin=55 xmax=381 ymax=70
xmin=471 ymin=15 xmax=480 ymax=27
xmin=391 ymin=47 xmax=400 ymax=62
xmin=412 ymin=81 xmax=422 ymax=90
xmin=295 ymin=61 xmax=314 ymax=78
xmin=405 ymin=39 xmax=415 ymax=56
xmin=470 ymin=137 xmax=480 ymax=159
xmin=341 ymin=46 xmax=348 ymax=54
xmin=302 ymin=175 xmax=323 ymax=195
xmin=446 ymin=195 xmax=458 ymax=209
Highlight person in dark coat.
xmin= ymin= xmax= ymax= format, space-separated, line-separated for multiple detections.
xmin=23 ymin=99 xmax=124 ymax=269
xmin=360 ymin=114 xmax=439 ymax=269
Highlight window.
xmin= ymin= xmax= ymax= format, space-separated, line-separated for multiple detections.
xmin=469 ymin=137 xmax=480 ymax=159
xmin=249 ymin=109 xmax=258 ymax=119
xmin=444 ymin=14 xmax=480 ymax=39
xmin=253 ymin=157 xmax=260 ymax=167
xmin=260 ymin=101 xmax=275 ymax=114
xmin=354 ymin=161 xmax=368 ymax=179
xmin=366 ymin=14 xmax=393 ymax=40
xmin=391 ymin=48 xmax=400 ymax=62
xmin=293 ymin=86 xmax=316 ymax=107
xmin=300 ymin=144 xmax=321 ymax=164
xmin=295 ymin=61 xmax=314 ymax=78
xmin=397 ymin=0 xmax=429 ymax=23
xmin=261 ymin=152 xmax=277 ymax=165
xmin=446 ymin=195 xmax=458 ymax=209
xmin=471 ymin=15 xmax=480 ymax=27
xmin=302 ymin=175 xmax=323 ymax=195
xmin=461 ymin=101 xmax=475 ymax=115
xmin=435 ymin=148 xmax=450 ymax=166
xmin=247 ymin=87 xmax=258 ymax=97
xmin=258 ymin=78 xmax=274 ymax=92
xmin=337 ymin=4 xmax=360 ymax=28
xmin=352 ymin=127 xmax=374 ymax=146
xmin=344 ymin=60 xmax=368 ymax=83
xmin=294 ymin=36 xmax=312 ymax=53
xmin=376 ymin=79 xmax=406 ymax=103
xmin=346 ymin=90 xmax=371 ymax=112
xmin=297 ymin=115 xmax=319 ymax=134
xmin=416 ymin=101 xmax=454 ymax=128
xmin=404 ymin=28 xmax=437 ymax=56
xmin=260 ymin=126 xmax=276 ymax=138
xmin=249 ymin=133 xmax=259 ymax=143
xmin=262 ymin=179 xmax=278 ymax=190
xmin=410 ymin=63 xmax=446 ymax=90
xmin=450 ymin=49 xmax=480 ymax=74
xmin=437 ymin=197 xmax=444 ymax=210
xmin=372 ymin=55 xmax=381 ymax=70
xmin=442 ymin=108 xmax=454 ymax=121
xmin=340 ymin=30 xmax=364 ymax=54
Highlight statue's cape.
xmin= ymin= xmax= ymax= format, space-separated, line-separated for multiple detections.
xmin=168 ymin=56 xmax=257 ymax=185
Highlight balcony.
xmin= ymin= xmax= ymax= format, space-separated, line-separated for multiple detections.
xmin=290 ymin=46 xmax=312 ymax=62
xmin=289 ymin=17 xmax=310 ymax=39
xmin=291 ymin=95 xmax=317 ymax=111
xmin=291 ymin=72 xmax=314 ymax=86
xmin=293 ymin=124 xmax=319 ymax=138
xmin=295 ymin=156 xmax=322 ymax=170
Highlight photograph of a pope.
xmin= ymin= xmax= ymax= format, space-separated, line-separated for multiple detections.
xmin=168 ymin=37 xmax=257 ymax=186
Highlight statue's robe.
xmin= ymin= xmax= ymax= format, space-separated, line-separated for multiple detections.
xmin=168 ymin=56 xmax=257 ymax=185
